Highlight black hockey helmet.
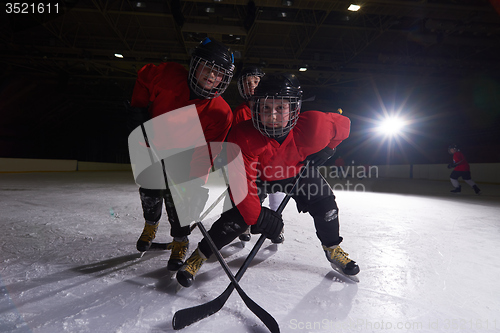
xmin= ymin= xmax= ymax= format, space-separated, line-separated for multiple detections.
xmin=188 ymin=37 xmax=235 ymax=99
xmin=251 ymin=73 xmax=303 ymax=138
xmin=237 ymin=66 xmax=265 ymax=100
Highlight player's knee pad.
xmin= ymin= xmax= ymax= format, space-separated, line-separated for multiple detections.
xmin=309 ymin=197 xmax=342 ymax=246
xmin=200 ymin=208 xmax=248 ymax=257
xmin=308 ymin=196 xmax=339 ymax=222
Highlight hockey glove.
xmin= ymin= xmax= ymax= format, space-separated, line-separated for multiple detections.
xmin=447 ymin=162 xmax=458 ymax=169
xmin=124 ymin=100 xmax=151 ymax=132
xmin=251 ymin=207 xmax=284 ymax=240
xmin=301 ymin=147 xmax=336 ymax=167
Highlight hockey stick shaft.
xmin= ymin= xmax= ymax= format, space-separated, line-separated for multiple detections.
xmin=172 ymin=162 xmax=310 ymax=330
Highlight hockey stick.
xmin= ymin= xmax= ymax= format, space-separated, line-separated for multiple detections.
xmin=193 ymin=221 xmax=280 ymax=333
xmin=172 ymin=162 xmax=310 ymax=330
xmin=176 ymin=163 xmax=281 ymax=332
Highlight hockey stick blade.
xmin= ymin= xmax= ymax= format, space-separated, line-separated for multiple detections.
xmin=234 ymin=283 xmax=280 ymax=333
xmin=172 ymin=235 xmax=267 ymax=330
xmin=172 ymin=285 xmax=229 ymax=329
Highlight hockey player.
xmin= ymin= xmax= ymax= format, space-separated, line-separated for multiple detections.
xmin=128 ymin=37 xmax=235 ymax=272
xmin=233 ymin=66 xmax=264 ymax=123
xmin=448 ymin=144 xmax=481 ymax=194
xmin=176 ymin=73 xmax=360 ymax=288
xmin=233 ymin=66 xmax=286 ymax=244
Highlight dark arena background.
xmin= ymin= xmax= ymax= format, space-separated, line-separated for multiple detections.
xmin=1 ymin=0 xmax=500 ymax=165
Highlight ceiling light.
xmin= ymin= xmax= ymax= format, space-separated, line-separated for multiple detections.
xmin=299 ymin=65 xmax=308 ymax=72
xmin=135 ymin=2 xmax=146 ymax=8
xmin=282 ymin=0 xmax=293 ymax=6
xmin=114 ymin=53 xmax=124 ymax=58
xmin=205 ymin=7 xmax=215 ymax=13
xmin=278 ymin=12 xmax=287 ymax=18
xmin=348 ymin=4 xmax=360 ymax=11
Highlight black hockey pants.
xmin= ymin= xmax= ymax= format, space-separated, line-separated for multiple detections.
xmin=139 ymin=187 xmax=191 ymax=238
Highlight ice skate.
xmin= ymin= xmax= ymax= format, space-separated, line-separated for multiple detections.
xmin=323 ymin=245 xmax=359 ymax=282
xmin=450 ymin=186 xmax=461 ymax=194
xmin=166 ymin=237 xmax=189 ymax=271
xmin=473 ymin=185 xmax=481 ymax=195
xmin=176 ymin=248 xmax=207 ymax=288
xmin=136 ymin=222 xmax=159 ymax=252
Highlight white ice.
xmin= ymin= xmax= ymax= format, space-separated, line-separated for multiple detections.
xmin=1 ymin=171 xmax=500 ymax=333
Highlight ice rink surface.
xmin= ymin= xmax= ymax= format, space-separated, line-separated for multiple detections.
xmin=1 ymin=171 xmax=500 ymax=333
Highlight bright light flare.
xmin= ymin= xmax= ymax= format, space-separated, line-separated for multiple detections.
xmin=377 ymin=117 xmax=406 ymax=136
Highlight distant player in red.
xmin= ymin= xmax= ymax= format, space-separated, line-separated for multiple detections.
xmin=177 ymin=73 xmax=360 ymax=287
xmin=448 ymin=144 xmax=481 ymax=194
xmin=233 ymin=66 xmax=287 ymax=244
xmin=128 ymin=38 xmax=235 ymax=272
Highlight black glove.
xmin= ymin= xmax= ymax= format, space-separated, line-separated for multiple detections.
xmin=124 ymin=100 xmax=151 ymax=132
xmin=447 ymin=163 xmax=457 ymax=169
xmin=301 ymin=147 xmax=336 ymax=167
xmin=251 ymin=207 xmax=284 ymax=240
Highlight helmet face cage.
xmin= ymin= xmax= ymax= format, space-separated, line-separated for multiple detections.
xmin=188 ymin=38 xmax=235 ymax=99
xmin=189 ymin=56 xmax=234 ymax=99
xmin=251 ymin=95 xmax=301 ymax=138
xmin=237 ymin=68 xmax=265 ymax=100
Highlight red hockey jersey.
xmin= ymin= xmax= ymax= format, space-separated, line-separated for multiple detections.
xmin=131 ymin=62 xmax=233 ymax=181
xmin=452 ymin=151 xmax=470 ymax=171
xmin=233 ymin=102 xmax=252 ymax=125
xmin=227 ymin=111 xmax=350 ymax=225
